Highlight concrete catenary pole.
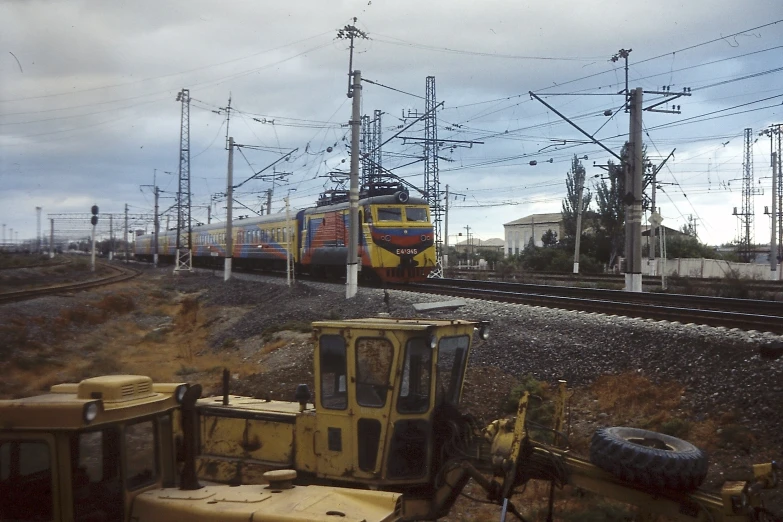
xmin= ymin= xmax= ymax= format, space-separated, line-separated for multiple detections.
xmin=444 ymin=184 xmax=450 ymax=268
xmin=124 ymin=204 xmax=129 ymax=263
xmin=223 ymin=137 xmax=234 ymax=281
xmin=154 ymin=187 xmax=160 ymax=267
xmin=625 ymin=87 xmax=644 ymax=292
xmin=573 ymin=158 xmax=585 ymax=274
xmin=50 ymin=218 xmax=55 ymax=258
xmin=109 ymin=213 xmax=114 ymax=261
xmin=285 ymin=196 xmax=292 ymax=287
xmin=2 ymin=223 xmax=6 ymax=250
xmin=266 ymin=189 xmax=272 ymax=215
xmin=36 ymin=206 xmax=42 ymax=253
xmin=772 ymin=151 xmax=778 ymax=279
xmin=346 ymin=70 xmax=361 ymax=299
xmin=225 ymin=137 xmax=234 ymax=282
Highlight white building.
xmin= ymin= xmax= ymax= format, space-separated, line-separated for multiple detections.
xmin=503 ymin=213 xmax=564 ymax=256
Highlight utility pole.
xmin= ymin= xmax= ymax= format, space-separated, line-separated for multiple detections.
xmin=625 ymin=87 xmax=644 ymax=292
xmin=49 ymin=219 xmax=55 ymax=258
xmin=610 ymin=49 xmax=632 ymax=112
xmin=572 ymin=157 xmax=585 ymax=274
xmin=1 ymin=224 xmax=5 ymax=250
xmin=346 ymin=70 xmax=362 ymax=299
xmin=109 ymin=213 xmax=114 ymax=261
xmin=285 ymin=196 xmax=292 ymax=287
xmin=124 ymin=204 xmax=129 ymax=263
xmin=336 ymin=18 xmax=368 ymax=99
xmin=225 ymin=136 xmax=234 ymax=282
xmin=772 ymin=151 xmax=778 ymax=279
xmin=444 ymin=185 xmax=449 ymax=268
xmin=425 ymin=76 xmax=443 ymax=276
xmin=464 ymin=225 xmax=471 ymax=266
xmin=154 ymin=187 xmax=160 ymax=267
xmin=35 ymin=206 xmax=42 ymax=254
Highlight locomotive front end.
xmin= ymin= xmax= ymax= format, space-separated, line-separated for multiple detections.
xmin=365 ymin=195 xmax=436 ymax=283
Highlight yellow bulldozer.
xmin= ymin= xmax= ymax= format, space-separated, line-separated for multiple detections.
xmin=1 ymin=317 xmax=779 ymax=521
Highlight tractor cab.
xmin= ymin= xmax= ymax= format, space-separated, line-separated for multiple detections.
xmin=311 ymin=318 xmax=487 ymax=485
xmin=0 ymin=375 xmax=185 ymax=522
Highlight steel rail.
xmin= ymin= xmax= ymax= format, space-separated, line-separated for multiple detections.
xmin=0 ymin=263 xmax=140 ymax=304
xmin=402 ymin=280 xmax=783 ymax=334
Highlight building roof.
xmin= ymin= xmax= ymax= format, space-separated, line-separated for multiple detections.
xmin=503 ymin=212 xmax=563 ymax=227
xmin=453 ymin=237 xmax=505 ymax=247
xmin=503 ymin=213 xmax=563 ymax=227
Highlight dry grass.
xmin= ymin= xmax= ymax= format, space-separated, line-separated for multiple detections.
xmin=590 ymin=372 xmax=684 ymax=430
xmin=260 ymin=338 xmax=288 ymax=355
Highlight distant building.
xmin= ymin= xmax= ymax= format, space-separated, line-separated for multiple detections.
xmin=503 ymin=213 xmax=563 ymax=256
xmin=451 ymin=237 xmax=505 ymax=254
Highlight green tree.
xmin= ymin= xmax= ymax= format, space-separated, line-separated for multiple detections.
xmin=561 ymin=155 xmax=592 ymax=246
xmin=541 ymin=229 xmax=558 ymax=247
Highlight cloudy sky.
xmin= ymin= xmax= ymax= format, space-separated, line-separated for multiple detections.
xmin=1 ymin=0 xmax=782 ymax=249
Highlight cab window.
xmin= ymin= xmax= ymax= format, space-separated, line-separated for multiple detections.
xmin=320 ymin=335 xmax=348 ymax=410
xmin=377 ymin=207 xmax=402 ymax=221
xmin=0 ymin=440 xmax=53 ymax=521
xmin=436 ymin=336 xmax=470 ymax=406
xmin=72 ymin=428 xmax=123 ymax=521
xmin=125 ymin=419 xmax=158 ymax=490
xmin=397 ymin=338 xmax=432 ymax=414
xmin=405 ymin=207 xmax=428 ymax=222
xmin=355 ymin=338 xmax=394 ymax=408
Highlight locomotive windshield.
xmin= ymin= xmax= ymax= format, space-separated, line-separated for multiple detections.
xmin=405 ymin=207 xmax=428 ymax=222
xmin=376 ymin=207 xmax=402 ymax=221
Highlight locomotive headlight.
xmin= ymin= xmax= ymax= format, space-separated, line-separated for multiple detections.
xmin=429 ymin=335 xmax=438 ymax=350
xmin=175 ymin=384 xmax=188 ymax=404
xmin=83 ymin=401 xmax=100 ymax=424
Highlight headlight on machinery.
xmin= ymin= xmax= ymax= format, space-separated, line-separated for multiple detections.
xmin=478 ymin=322 xmax=490 ymax=340
xmin=83 ymin=401 xmax=100 ymax=424
xmin=175 ymin=384 xmax=188 ymax=404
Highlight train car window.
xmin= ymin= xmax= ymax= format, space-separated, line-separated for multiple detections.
xmin=405 ymin=207 xmax=428 ymax=222
xmin=377 ymin=207 xmax=402 ymax=221
xmin=319 ymin=335 xmax=348 ymax=410
xmin=397 ymin=338 xmax=432 ymax=414
xmin=124 ymin=419 xmax=158 ymax=490
xmin=355 ymin=338 xmax=393 ymax=408
xmin=436 ymin=336 xmax=469 ymax=406
xmin=0 ymin=440 xmax=54 ymax=521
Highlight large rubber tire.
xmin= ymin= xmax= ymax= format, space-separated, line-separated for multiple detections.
xmin=590 ymin=426 xmax=708 ymax=491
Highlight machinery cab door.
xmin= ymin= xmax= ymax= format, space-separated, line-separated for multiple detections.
xmin=315 ymin=334 xmax=355 ymax=478
xmin=384 ymin=335 xmax=435 ymax=482
xmin=0 ymin=433 xmax=60 ymax=522
xmin=352 ymin=336 xmax=396 ymax=479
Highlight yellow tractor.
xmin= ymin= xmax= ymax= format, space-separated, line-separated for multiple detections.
xmin=0 ymin=374 xmax=401 ymax=522
xmin=1 ymin=318 xmax=778 ymax=521
xmin=191 ymin=317 xmax=780 ymax=521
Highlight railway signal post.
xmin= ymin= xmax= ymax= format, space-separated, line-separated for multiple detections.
xmin=90 ymin=205 xmax=98 ymax=272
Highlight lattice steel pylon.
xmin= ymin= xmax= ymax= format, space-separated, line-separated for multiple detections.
xmin=737 ymin=128 xmax=758 ymax=262
xmin=174 ymin=88 xmax=193 ymax=272
xmin=360 ymin=114 xmax=371 ymax=185
xmin=372 ymin=109 xmax=382 ymax=181
xmin=424 ymin=76 xmax=443 ymax=277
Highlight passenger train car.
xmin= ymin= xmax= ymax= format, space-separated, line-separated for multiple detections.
xmin=135 ymin=189 xmax=436 ymax=283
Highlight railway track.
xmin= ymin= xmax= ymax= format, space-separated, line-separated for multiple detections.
xmin=448 ymin=268 xmax=783 ymax=292
xmin=400 ymin=278 xmax=783 ymax=334
xmin=0 ymin=262 xmax=140 ymax=304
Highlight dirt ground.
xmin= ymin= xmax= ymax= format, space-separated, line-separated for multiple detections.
xmin=1 ymin=263 xmax=780 ymax=520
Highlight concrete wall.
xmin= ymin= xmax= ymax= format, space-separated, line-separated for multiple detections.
xmin=642 ymin=257 xmax=782 ymax=280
